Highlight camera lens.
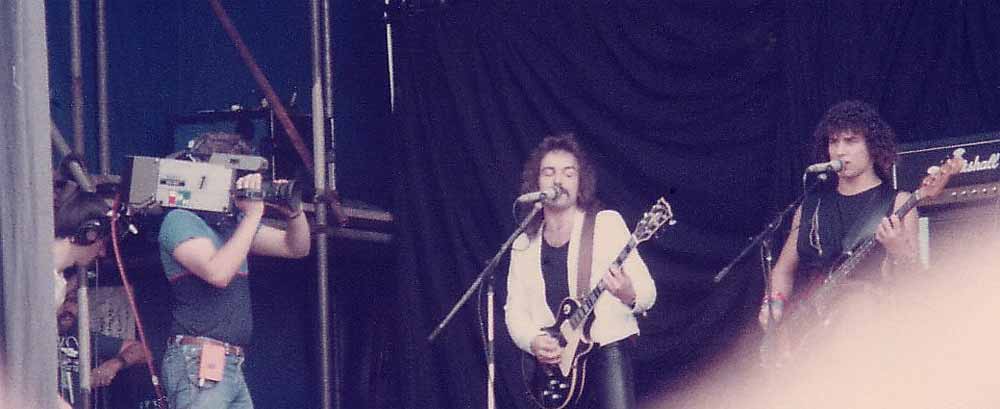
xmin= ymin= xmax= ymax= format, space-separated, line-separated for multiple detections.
xmin=260 ymin=180 xmax=302 ymax=208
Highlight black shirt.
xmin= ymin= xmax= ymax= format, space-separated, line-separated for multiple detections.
xmin=541 ymin=239 xmax=570 ymax=317
xmin=796 ymin=182 xmax=896 ymax=287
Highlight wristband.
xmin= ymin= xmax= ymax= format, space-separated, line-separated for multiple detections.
xmin=762 ymin=292 xmax=786 ymax=305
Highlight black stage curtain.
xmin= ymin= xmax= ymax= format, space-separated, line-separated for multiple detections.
xmin=382 ymin=1 xmax=1000 ymax=408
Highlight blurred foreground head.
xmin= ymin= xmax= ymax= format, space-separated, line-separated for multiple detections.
xmin=652 ymin=227 xmax=1000 ymax=409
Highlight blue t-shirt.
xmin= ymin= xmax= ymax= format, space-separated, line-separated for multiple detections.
xmin=158 ymin=209 xmax=253 ymax=346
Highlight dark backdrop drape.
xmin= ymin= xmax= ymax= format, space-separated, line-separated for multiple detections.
xmin=380 ymin=0 xmax=1000 ymax=408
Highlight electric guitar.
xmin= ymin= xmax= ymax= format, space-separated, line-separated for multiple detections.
xmin=523 ymin=198 xmax=674 ymax=409
xmin=760 ymin=150 xmax=966 ymax=366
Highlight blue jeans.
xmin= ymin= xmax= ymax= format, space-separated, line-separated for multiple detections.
xmin=162 ymin=340 xmax=253 ymax=409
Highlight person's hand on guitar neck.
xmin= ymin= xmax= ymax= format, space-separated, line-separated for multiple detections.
xmin=875 ymin=213 xmax=916 ymax=262
xmin=605 ymin=265 xmax=637 ymax=308
xmin=530 ymin=334 xmax=564 ymax=365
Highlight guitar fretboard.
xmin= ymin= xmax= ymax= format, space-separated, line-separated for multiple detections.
xmin=567 ymin=236 xmax=638 ymax=329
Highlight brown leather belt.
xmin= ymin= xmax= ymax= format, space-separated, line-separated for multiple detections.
xmin=170 ymin=335 xmax=244 ymax=357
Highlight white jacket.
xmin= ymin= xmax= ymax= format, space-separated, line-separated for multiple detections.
xmin=505 ymin=208 xmax=656 ymax=354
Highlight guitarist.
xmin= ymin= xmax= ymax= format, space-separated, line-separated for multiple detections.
xmin=758 ymin=100 xmax=921 ymax=342
xmin=505 ymin=133 xmax=657 ymax=409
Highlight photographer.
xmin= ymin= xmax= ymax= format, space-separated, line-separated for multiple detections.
xmin=157 ymin=134 xmax=311 ymax=409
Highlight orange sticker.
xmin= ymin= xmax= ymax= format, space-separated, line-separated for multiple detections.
xmin=198 ymin=343 xmax=225 ymax=382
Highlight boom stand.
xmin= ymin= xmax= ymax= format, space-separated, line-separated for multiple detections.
xmin=713 ymin=173 xmax=831 ymax=284
xmin=427 ymin=203 xmax=544 ymax=409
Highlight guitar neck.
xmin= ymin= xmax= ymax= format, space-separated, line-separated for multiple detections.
xmin=893 ymin=192 xmax=920 ymax=220
xmin=567 ymin=236 xmax=638 ymax=329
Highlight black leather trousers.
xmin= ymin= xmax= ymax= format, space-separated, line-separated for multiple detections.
xmin=577 ymin=339 xmax=636 ymax=409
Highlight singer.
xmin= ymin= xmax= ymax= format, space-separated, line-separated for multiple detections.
xmin=157 ymin=133 xmax=311 ymax=409
xmin=505 ymin=133 xmax=656 ymax=409
xmin=758 ymin=101 xmax=920 ymax=353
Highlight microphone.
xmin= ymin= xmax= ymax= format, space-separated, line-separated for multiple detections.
xmin=805 ymin=159 xmax=843 ymax=173
xmin=516 ymin=187 xmax=561 ymax=204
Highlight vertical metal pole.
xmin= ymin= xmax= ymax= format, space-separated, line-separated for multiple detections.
xmin=384 ymin=0 xmax=396 ymax=112
xmin=310 ymin=1 xmax=334 ymax=409
xmin=486 ymin=279 xmax=496 ymax=409
xmin=69 ymin=0 xmax=86 ymax=157
xmin=76 ymin=272 xmax=93 ymax=409
xmin=96 ymin=0 xmax=111 ymax=175
xmin=69 ymin=4 xmax=92 ymax=407
xmin=321 ymin=0 xmax=337 ymax=191
xmin=320 ymin=1 xmax=342 ymax=409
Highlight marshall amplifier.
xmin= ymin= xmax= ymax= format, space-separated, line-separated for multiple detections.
xmin=894 ymin=131 xmax=1000 ymax=207
xmin=893 ymin=131 xmax=1000 ymax=265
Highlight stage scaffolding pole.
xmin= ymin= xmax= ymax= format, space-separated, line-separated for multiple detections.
xmin=207 ymin=2 xmax=341 ymax=408
xmin=68 ymin=3 xmax=94 ymax=409
xmin=310 ymin=1 xmax=335 ymax=409
xmin=96 ymin=0 xmax=111 ymax=175
xmin=313 ymin=0 xmax=344 ymax=409
xmin=384 ymin=0 xmax=396 ymax=112
xmin=69 ymin=0 xmax=85 ymax=157
xmin=322 ymin=0 xmax=337 ymax=191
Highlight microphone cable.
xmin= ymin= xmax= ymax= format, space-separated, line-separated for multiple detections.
xmin=109 ymin=193 xmax=169 ymax=408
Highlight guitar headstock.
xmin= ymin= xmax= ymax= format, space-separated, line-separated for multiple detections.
xmin=633 ymin=197 xmax=675 ymax=243
xmin=914 ymin=148 xmax=967 ymax=201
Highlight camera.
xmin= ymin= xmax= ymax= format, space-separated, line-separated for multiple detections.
xmin=122 ymin=154 xmax=301 ymax=214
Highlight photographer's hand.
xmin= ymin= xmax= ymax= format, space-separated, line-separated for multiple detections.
xmin=235 ymin=173 xmax=265 ymax=218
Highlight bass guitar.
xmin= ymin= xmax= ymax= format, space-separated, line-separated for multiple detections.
xmin=761 ymin=150 xmax=966 ymax=367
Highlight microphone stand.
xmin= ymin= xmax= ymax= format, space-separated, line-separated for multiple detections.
xmin=427 ymin=202 xmax=544 ymax=409
xmin=713 ymin=172 xmax=831 ymax=283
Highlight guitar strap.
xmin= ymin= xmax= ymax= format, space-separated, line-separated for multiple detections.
xmin=576 ymin=211 xmax=597 ymax=299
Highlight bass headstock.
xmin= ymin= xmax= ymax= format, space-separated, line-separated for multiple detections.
xmin=914 ymin=148 xmax=968 ymax=201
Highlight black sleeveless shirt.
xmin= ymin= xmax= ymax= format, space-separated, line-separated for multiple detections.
xmin=795 ymin=182 xmax=897 ymax=288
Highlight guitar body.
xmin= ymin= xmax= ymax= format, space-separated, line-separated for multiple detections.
xmin=524 ymin=297 xmax=595 ymax=409
xmin=759 ymin=274 xmax=835 ymax=367
xmin=761 ymin=273 xmax=884 ymax=368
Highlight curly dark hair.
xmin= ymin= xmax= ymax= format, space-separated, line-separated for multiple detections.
xmin=168 ymin=132 xmax=255 ymax=161
xmin=519 ymin=133 xmax=599 ymax=235
xmin=812 ymin=100 xmax=897 ymax=181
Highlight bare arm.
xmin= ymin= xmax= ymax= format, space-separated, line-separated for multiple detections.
xmin=769 ymin=206 xmax=802 ymax=300
xmin=759 ymin=206 xmax=802 ymax=327
xmin=249 ymin=209 xmax=311 ymax=259
xmin=172 ymin=210 xmax=262 ymax=288
xmin=171 ymin=174 xmax=265 ymax=288
xmin=116 ymin=339 xmax=147 ymax=367
xmin=92 ymin=339 xmax=147 ymax=387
